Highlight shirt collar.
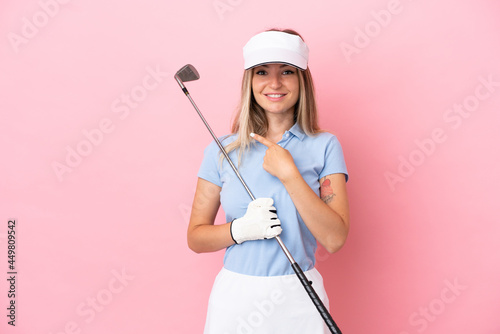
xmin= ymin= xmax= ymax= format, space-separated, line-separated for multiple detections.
xmin=288 ymin=123 xmax=306 ymax=141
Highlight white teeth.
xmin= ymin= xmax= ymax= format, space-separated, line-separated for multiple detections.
xmin=267 ymin=94 xmax=284 ymax=98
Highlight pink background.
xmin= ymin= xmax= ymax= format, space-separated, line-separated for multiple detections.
xmin=1 ymin=0 xmax=499 ymax=333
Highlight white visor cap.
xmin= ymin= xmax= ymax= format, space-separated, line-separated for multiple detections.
xmin=243 ymin=31 xmax=309 ymax=70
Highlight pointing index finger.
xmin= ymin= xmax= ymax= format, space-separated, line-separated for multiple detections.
xmin=250 ymin=133 xmax=274 ymax=148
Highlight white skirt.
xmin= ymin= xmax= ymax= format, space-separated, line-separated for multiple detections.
xmin=203 ymin=267 xmax=330 ymax=334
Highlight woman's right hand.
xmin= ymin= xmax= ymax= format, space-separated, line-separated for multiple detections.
xmin=187 ymin=180 xmax=282 ymax=253
xmin=230 ymin=198 xmax=282 ymax=244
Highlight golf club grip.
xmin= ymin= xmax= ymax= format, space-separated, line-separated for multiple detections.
xmin=291 ymin=262 xmax=342 ymax=334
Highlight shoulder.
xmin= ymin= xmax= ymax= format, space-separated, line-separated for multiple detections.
xmin=314 ymin=131 xmax=340 ymax=140
xmin=304 ymin=130 xmax=347 ymax=164
xmin=204 ymin=134 xmax=238 ymax=152
xmin=304 ymin=131 xmax=343 ymax=148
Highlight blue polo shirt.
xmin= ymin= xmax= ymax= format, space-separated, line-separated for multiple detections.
xmin=197 ymin=123 xmax=348 ymax=276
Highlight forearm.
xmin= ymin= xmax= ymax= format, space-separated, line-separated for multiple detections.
xmin=188 ymin=222 xmax=235 ymax=253
xmin=248 ymin=133 xmax=349 ymax=252
xmin=187 ymin=178 xmax=234 ymax=253
xmin=281 ymin=172 xmax=349 ymax=253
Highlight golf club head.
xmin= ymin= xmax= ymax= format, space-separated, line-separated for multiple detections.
xmin=175 ymin=64 xmax=200 ymax=83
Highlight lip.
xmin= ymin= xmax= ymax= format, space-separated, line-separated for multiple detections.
xmin=264 ymin=93 xmax=287 ymax=102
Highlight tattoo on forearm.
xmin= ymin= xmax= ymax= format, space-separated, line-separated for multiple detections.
xmin=320 ymin=178 xmax=336 ymax=204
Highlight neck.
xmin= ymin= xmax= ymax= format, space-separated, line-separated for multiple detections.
xmin=265 ymin=110 xmax=295 ymax=143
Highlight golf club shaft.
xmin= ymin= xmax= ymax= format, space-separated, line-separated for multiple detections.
xmin=185 ymin=93 xmax=256 ymax=205
xmin=179 ymin=82 xmax=342 ymax=334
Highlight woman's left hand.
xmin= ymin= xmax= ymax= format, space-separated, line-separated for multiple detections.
xmin=251 ymin=133 xmax=300 ymax=183
xmin=251 ymin=133 xmax=350 ymax=253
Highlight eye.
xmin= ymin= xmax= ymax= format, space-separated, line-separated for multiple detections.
xmin=255 ymin=70 xmax=267 ymax=75
xmin=282 ymin=69 xmax=295 ymax=75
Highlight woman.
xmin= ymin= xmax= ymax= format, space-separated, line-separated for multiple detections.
xmin=188 ymin=29 xmax=350 ymax=333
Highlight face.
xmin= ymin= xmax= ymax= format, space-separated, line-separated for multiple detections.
xmin=251 ymin=63 xmax=300 ymax=117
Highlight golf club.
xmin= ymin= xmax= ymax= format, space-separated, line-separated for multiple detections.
xmin=175 ymin=64 xmax=342 ymax=334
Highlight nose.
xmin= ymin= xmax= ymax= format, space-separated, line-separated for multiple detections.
xmin=268 ymin=72 xmax=282 ymax=89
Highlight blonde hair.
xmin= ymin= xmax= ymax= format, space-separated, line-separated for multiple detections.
xmin=224 ymin=28 xmax=321 ymax=164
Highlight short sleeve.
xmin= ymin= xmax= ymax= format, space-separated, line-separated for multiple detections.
xmin=197 ymin=140 xmax=223 ymax=187
xmin=319 ymin=135 xmax=349 ymax=182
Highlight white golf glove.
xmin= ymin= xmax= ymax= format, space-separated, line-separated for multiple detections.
xmin=230 ymin=198 xmax=282 ymax=244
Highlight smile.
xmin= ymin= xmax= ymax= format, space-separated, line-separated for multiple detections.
xmin=265 ymin=93 xmax=286 ymax=98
